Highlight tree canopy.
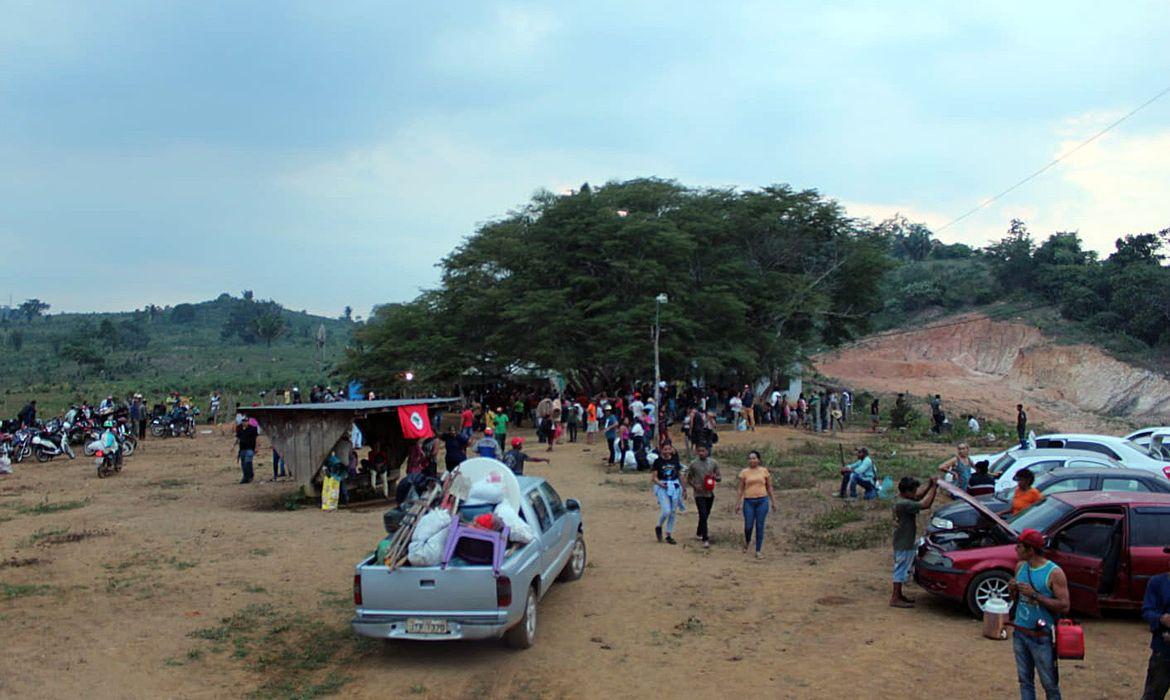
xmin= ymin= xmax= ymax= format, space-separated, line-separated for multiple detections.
xmin=343 ymin=179 xmax=891 ymax=393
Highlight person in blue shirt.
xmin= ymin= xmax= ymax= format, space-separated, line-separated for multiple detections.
xmin=1141 ymin=563 xmax=1170 ymax=699
xmin=473 ymin=427 xmax=499 ymax=459
xmin=837 ymin=447 xmax=878 ymax=499
xmin=1008 ymin=528 xmax=1070 ymax=700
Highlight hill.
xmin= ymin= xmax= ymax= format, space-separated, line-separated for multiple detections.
xmin=815 ymin=311 xmax=1170 ymax=432
xmin=0 ymin=293 xmax=352 ymax=416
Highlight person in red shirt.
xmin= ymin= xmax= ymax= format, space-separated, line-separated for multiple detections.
xmin=460 ymin=405 xmax=474 ymax=441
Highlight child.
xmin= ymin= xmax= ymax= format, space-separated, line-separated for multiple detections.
xmin=502 ymin=437 xmax=549 ymax=476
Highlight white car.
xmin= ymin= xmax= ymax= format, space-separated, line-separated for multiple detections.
xmin=980 ymin=434 xmax=1170 ymax=482
xmin=1124 ymin=426 xmax=1170 ymax=450
xmin=987 ymin=449 xmax=1125 ymax=493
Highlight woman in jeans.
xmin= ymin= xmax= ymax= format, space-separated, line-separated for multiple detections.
xmin=735 ymin=450 xmax=776 ymax=559
xmin=650 ymin=443 xmax=685 ymax=544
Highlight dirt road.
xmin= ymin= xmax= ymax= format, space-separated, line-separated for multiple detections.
xmin=0 ymin=426 xmax=1154 ymax=699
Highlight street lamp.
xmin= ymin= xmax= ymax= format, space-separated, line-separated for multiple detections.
xmin=654 ymin=293 xmax=668 ymax=439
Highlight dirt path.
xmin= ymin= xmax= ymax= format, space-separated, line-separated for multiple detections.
xmin=0 ymin=425 xmax=1154 ymax=699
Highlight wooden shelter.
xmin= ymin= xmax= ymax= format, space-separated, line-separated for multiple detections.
xmin=244 ymin=398 xmax=459 ymax=493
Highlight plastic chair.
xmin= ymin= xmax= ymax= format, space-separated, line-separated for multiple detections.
xmin=440 ymin=522 xmax=511 ymax=575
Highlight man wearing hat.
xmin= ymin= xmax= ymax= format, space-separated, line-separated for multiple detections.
xmin=502 ymin=437 xmax=549 ymax=476
xmin=1008 ymin=528 xmax=1070 ymax=700
xmin=473 ymin=427 xmax=499 ymax=460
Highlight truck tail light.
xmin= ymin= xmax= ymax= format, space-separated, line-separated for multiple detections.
xmin=353 ymin=573 xmax=362 ymax=606
xmin=496 ymin=575 xmax=512 ymax=607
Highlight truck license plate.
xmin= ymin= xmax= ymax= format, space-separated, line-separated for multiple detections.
xmin=406 ymin=618 xmax=449 ymax=635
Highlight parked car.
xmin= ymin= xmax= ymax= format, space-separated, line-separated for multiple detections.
xmin=986 ymin=449 xmax=1125 ymax=493
xmin=915 ymin=484 xmax=1170 ymax=615
xmin=979 ymin=434 xmax=1170 ymax=481
xmin=351 ymin=476 xmax=585 ymax=648
xmin=927 ymin=465 xmax=1170 ymax=534
xmin=1124 ymin=426 xmax=1170 ymax=450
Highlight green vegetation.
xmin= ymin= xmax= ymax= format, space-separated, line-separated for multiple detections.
xmin=187 ymin=602 xmax=370 ymax=699
xmin=873 ymin=216 xmax=1170 ymax=369
xmin=17 ymin=497 xmax=90 ymax=515
xmin=343 ymin=179 xmax=891 ymax=393
xmin=0 ymin=293 xmax=351 ymax=416
xmin=2 ymin=582 xmax=56 ymax=600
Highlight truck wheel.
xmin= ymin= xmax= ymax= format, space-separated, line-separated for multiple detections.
xmin=557 ymin=535 xmax=586 ymax=582
xmin=504 ymin=585 xmax=537 ymax=649
xmin=966 ymin=570 xmax=1013 ymax=617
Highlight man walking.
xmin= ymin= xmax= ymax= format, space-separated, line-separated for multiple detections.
xmin=930 ymin=394 xmax=944 ymax=434
xmin=891 ymin=476 xmax=938 ymax=608
xmin=1009 ymin=528 xmax=1070 ymax=700
xmin=1141 ymin=556 xmax=1170 ymax=699
xmin=235 ymin=417 xmax=258 ymax=484
xmin=685 ymin=444 xmax=720 ymax=548
xmin=1017 ymin=404 xmax=1029 ymax=449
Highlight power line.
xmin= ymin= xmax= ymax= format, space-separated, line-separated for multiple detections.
xmin=936 ymin=84 xmax=1170 ymax=233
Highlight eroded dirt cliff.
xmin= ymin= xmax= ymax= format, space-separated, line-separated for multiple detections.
xmin=815 ymin=314 xmax=1170 ymax=431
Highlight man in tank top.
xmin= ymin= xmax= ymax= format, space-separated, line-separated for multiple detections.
xmin=1008 ymin=528 xmax=1070 ymax=700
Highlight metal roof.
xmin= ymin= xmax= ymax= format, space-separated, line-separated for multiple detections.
xmin=242 ymin=397 xmax=459 ymax=414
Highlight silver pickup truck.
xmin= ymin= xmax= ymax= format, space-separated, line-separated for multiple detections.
xmin=352 ymin=476 xmax=586 ymax=649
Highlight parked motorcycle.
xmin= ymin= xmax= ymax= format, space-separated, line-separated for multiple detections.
xmin=150 ymin=410 xmax=198 ymax=439
xmin=10 ymin=428 xmax=34 ymax=464
xmin=32 ymin=424 xmax=75 ymax=462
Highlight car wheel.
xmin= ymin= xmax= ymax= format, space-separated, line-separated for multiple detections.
xmin=966 ymin=570 xmax=1013 ymax=617
xmin=557 ymin=535 xmax=586 ymax=582
xmin=504 ymin=585 xmax=537 ymax=649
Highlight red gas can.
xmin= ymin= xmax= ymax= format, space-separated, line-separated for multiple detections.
xmin=1055 ymin=619 xmax=1085 ymax=660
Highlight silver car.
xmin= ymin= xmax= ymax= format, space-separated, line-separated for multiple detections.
xmin=352 ymin=476 xmax=586 ymax=649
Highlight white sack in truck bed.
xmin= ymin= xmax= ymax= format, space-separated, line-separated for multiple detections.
xmin=407 ymin=510 xmax=452 ymax=566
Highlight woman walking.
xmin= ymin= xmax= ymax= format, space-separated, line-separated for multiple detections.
xmin=735 ymin=450 xmax=776 ymax=558
xmin=651 ymin=443 xmax=685 ymax=544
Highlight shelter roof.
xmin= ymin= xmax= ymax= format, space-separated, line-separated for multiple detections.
xmin=243 ymin=398 xmax=458 ymax=415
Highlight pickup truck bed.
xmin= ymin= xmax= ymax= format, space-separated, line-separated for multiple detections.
xmin=352 ymin=475 xmax=585 ymax=648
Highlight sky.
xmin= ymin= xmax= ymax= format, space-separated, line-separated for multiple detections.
xmin=2 ymin=1 xmax=1169 ymax=316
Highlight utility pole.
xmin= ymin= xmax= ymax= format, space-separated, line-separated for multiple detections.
xmin=654 ymin=293 xmax=667 ymax=439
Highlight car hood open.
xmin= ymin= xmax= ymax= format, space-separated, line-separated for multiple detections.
xmin=938 ymin=481 xmax=1015 ymax=539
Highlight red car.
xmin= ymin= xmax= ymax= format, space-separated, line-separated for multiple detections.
xmin=915 ymin=482 xmax=1170 ymax=616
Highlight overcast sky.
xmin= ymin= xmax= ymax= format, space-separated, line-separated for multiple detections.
xmin=2 ymin=1 xmax=1169 ymax=316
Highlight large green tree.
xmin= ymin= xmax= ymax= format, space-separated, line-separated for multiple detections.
xmin=343 ymin=179 xmax=889 ymax=393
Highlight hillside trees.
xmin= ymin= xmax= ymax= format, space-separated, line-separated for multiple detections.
xmin=19 ymin=299 xmax=50 ymax=321
xmin=342 ymin=179 xmax=889 ymax=393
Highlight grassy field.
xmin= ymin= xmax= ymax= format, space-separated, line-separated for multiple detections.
xmin=0 ymin=295 xmax=351 ymax=417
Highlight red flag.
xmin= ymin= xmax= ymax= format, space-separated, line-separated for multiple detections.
xmin=398 ymin=404 xmax=433 ymax=439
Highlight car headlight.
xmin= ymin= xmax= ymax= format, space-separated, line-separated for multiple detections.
xmin=930 ymin=516 xmax=954 ymax=530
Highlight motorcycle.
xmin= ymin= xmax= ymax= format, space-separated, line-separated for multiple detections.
xmin=10 ymin=428 xmax=34 ymax=464
xmin=94 ymin=448 xmax=120 ymax=478
xmin=32 ymin=425 xmax=75 ymax=462
xmin=150 ymin=410 xmax=198 ymax=439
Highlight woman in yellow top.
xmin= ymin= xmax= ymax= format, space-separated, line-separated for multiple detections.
xmin=735 ymin=450 xmax=777 ymax=558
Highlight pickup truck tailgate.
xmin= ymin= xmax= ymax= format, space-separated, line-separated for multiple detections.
xmin=357 ymin=561 xmax=500 ymax=614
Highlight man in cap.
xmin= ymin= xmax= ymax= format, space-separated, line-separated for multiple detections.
xmin=502 ymin=437 xmax=549 ymax=476
xmin=473 ymin=427 xmax=499 ymax=459
xmin=1008 ymin=528 xmax=1069 ymax=700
